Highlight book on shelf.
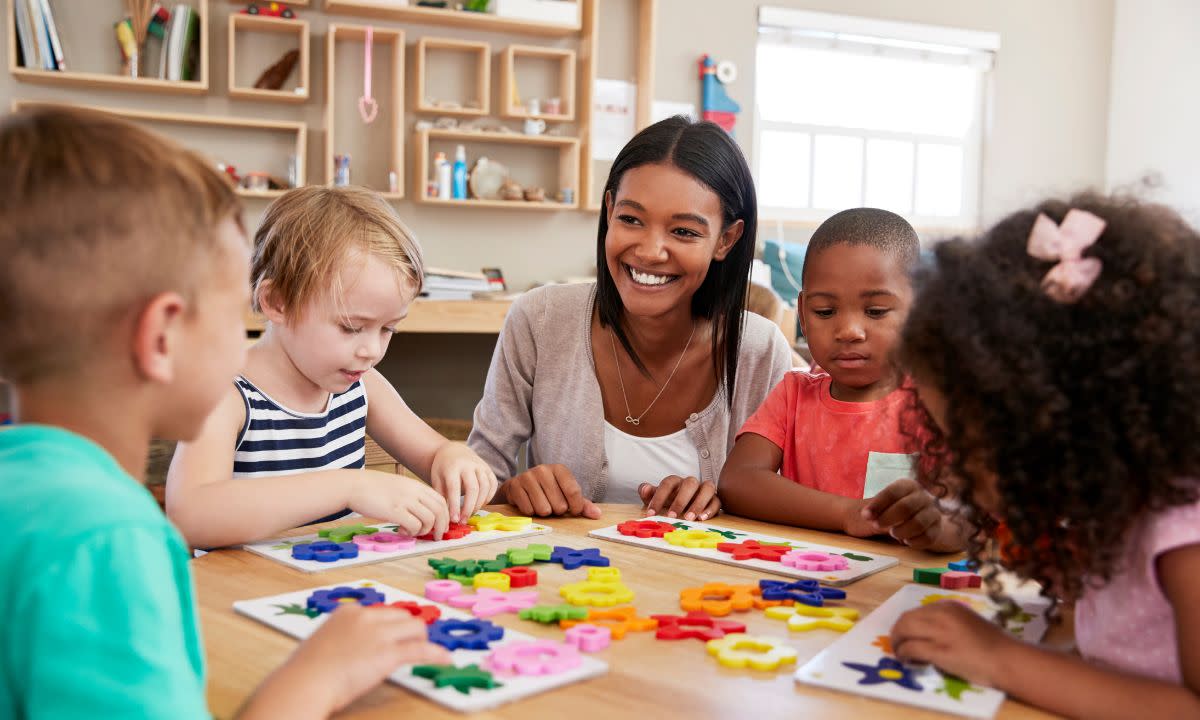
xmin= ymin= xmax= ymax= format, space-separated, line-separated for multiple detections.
xmin=421 ymin=268 xmax=499 ymax=301
xmin=38 ymin=0 xmax=65 ymax=71
xmin=16 ymin=0 xmax=57 ymax=70
xmin=162 ymin=4 xmax=200 ymax=82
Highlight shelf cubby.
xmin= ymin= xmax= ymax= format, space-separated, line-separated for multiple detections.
xmin=413 ymin=37 xmax=490 ymax=117
xmin=323 ymin=0 xmax=580 ymax=37
xmin=500 ymin=44 xmax=576 ymax=121
xmin=228 ymin=13 xmax=309 ymax=102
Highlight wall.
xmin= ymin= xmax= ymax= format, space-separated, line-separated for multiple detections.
xmin=1105 ymin=0 xmax=1200 ymax=224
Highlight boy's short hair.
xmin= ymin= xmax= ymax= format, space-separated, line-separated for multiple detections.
xmin=0 ymin=105 xmax=243 ymax=385
xmin=251 ymin=186 xmax=424 ymax=315
xmin=802 ymin=208 xmax=920 ymax=283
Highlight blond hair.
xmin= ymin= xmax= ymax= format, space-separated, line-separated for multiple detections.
xmin=251 ymin=186 xmax=424 ymax=317
xmin=0 ymin=105 xmax=244 ymax=385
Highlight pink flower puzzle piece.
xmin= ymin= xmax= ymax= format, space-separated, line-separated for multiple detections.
xmin=781 ymin=550 xmax=850 ymax=572
xmin=425 ymin=580 xmax=463 ymax=603
xmin=486 ymin=640 xmax=582 ymax=676
xmin=448 ymin=588 xmax=539 ymax=618
xmin=353 ymin=532 xmax=416 ymax=552
xmin=564 ymin=624 xmax=612 ymax=652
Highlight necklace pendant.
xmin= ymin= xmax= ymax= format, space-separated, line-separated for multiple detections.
xmin=625 ymin=416 xmax=639 ymax=426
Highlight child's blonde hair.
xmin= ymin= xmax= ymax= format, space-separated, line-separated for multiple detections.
xmin=251 ymin=186 xmax=424 ymax=317
xmin=0 ymin=106 xmax=243 ymax=385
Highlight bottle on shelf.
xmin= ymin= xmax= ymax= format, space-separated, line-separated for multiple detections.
xmin=452 ymin=145 xmax=468 ymax=200
xmin=434 ymin=151 xmax=450 ymax=200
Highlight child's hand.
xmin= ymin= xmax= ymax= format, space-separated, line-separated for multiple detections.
xmin=638 ymin=476 xmax=720 ymax=521
xmin=890 ymin=599 xmax=1016 ymax=687
xmin=430 ymin=443 xmax=498 ymax=524
xmin=842 ymin=498 xmax=883 ymax=538
xmin=501 ymin=464 xmax=602 ymax=519
xmin=279 ymin=604 xmax=451 ymax=714
xmin=862 ymin=478 xmax=952 ymax=550
xmin=348 ymin=470 xmax=450 ymax=539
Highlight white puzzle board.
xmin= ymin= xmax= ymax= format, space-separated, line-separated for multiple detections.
xmin=795 ymin=584 xmax=1049 ymax=719
xmin=588 ymin=515 xmax=898 ymax=586
xmin=234 ymin=579 xmax=608 ymax=713
xmin=243 ymin=511 xmax=552 ymax=573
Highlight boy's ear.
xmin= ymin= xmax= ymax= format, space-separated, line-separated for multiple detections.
xmin=132 ymin=292 xmax=186 ymax=384
xmin=713 ymin=219 xmax=744 ymax=262
xmin=796 ymin=290 xmax=808 ymax=339
xmin=256 ymin=280 xmax=287 ymax=324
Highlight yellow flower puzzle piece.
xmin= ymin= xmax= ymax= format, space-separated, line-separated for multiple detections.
xmin=663 ymin=529 xmax=724 ymax=549
xmin=560 ymin=580 xmax=635 ymax=607
xmin=679 ymin=583 xmax=757 ymax=616
xmin=468 ymin=513 xmax=534 ymax=532
xmin=765 ymin=604 xmax=860 ymax=632
xmin=706 ymin=634 xmax=799 ymax=670
xmin=587 ymin=567 xmax=622 ymax=583
xmin=473 ymin=572 xmax=511 ymax=592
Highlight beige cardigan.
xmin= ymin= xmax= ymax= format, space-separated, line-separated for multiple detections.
xmin=468 ymin=282 xmax=792 ymax=500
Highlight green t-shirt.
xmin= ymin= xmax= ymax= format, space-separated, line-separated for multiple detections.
xmin=0 ymin=425 xmax=209 ymax=719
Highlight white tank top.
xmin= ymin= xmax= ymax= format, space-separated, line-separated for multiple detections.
xmin=602 ymin=422 xmax=702 ymax=504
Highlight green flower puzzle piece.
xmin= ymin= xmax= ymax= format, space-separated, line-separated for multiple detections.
xmin=506 ymin=544 xmax=553 ymax=565
xmin=710 ymin=529 xmax=746 ymax=541
xmin=937 ymin=674 xmax=983 ymax=701
xmin=318 ymin=524 xmax=379 ymax=543
xmin=447 ymin=573 xmax=475 ymax=586
xmin=428 ymin=557 xmax=509 ymax=580
xmin=842 ymin=552 xmax=873 ymax=562
xmin=757 ymin=540 xmax=795 ymax=548
xmin=519 ymin=604 xmax=589 ymax=624
xmin=272 ymin=603 xmax=320 ymax=619
xmin=671 ymin=522 xmax=691 ymax=530
xmin=411 ymin=664 xmax=502 ymax=695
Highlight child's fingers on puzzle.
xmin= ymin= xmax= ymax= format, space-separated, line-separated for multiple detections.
xmin=391 ymin=640 xmax=454 ymax=668
xmin=867 ymin=485 xmax=930 ymax=528
xmin=888 ymin=506 xmax=941 ymax=544
xmin=442 ymin=472 xmax=462 ymax=523
xmin=420 ymin=492 xmax=451 ymax=537
xmin=461 ymin=471 xmax=480 ymax=519
xmin=861 ymin=478 xmax=919 ymax=519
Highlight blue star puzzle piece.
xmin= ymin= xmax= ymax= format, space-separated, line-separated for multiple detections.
xmin=549 ymin=546 xmax=610 ymax=571
xmin=306 ymin=586 xmax=386 ymax=614
xmin=427 ymin=618 xmax=505 ymax=651
xmin=842 ymin=657 xmax=922 ymax=691
xmin=759 ymin=579 xmax=847 ymax=607
xmin=292 ymin=540 xmax=359 ymax=562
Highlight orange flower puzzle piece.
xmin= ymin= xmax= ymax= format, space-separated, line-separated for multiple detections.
xmin=559 ymin=606 xmax=658 ymax=640
xmin=678 ymin=583 xmax=758 ymax=616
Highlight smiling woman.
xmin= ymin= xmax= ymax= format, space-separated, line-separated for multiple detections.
xmin=468 ymin=117 xmax=793 ymax=521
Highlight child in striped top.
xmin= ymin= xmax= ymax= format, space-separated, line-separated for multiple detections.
xmin=167 ymin=186 xmax=497 ymax=548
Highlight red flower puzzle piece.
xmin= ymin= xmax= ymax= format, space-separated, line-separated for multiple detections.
xmin=418 ymin=522 xmax=473 ymax=541
xmin=715 ymin=540 xmax=791 ymax=562
xmin=372 ymin=600 xmax=442 ymax=624
xmin=616 ymin=520 xmax=677 ymax=539
xmin=651 ymin=611 xmax=747 ymax=641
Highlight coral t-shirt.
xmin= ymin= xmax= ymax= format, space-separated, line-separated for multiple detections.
xmin=737 ymin=371 xmax=914 ymax=498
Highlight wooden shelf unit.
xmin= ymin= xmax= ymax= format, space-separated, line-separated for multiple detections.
xmin=325 ymin=23 xmax=405 ymax=199
xmin=12 ymin=100 xmax=306 ymax=196
xmin=245 ymin=298 xmax=513 ymax=334
xmin=500 ymin=44 xmax=576 ymax=121
xmin=228 ymin=0 xmax=310 ymax=6
xmin=7 ymin=0 xmax=210 ymax=95
xmin=414 ymin=128 xmax=580 ymax=211
xmin=228 ymin=13 xmax=309 ymax=102
xmin=412 ymin=37 xmax=490 ymax=117
xmin=323 ymin=0 xmax=580 ymax=36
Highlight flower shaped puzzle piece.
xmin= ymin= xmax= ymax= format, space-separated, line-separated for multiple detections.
xmin=317 ymin=524 xmax=379 ymax=543
xmin=468 ymin=513 xmax=534 ymax=532
xmin=663 ymin=529 xmax=724 ymax=549
xmin=560 ymin=580 xmax=634 ymax=607
xmin=764 ymin=604 xmax=859 ymax=632
xmin=586 ymin=567 xmax=621 ymax=583
xmin=843 ymin=657 xmax=922 ymax=691
xmin=506 ymin=544 xmax=553 ymax=565
xmin=427 ymin=618 xmax=505 ymax=651
xmin=412 ymin=663 xmax=502 ymax=694
xmin=372 ymin=600 xmax=441 ymax=624
xmin=549 ymin=546 xmax=610 ymax=570
xmin=519 ymin=604 xmax=589 ymax=624
xmin=651 ymin=611 xmax=746 ymax=641
xmin=758 ymin=579 xmax=847 ymax=607
xmin=417 ymin=522 xmax=473 ymax=541
xmin=501 ymin=566 xmax=538 ymax=587
xmin=715 ymin=540 xmax=791 ymax=562
xmin=473 ymin=572 xmax=512 ymax=592
xmin=706 ymin=634 xmax=799 ymax=670
xmin=352 ymin=531 xmax=416 ymax=552
xmin=616 ymin=520 xmax=677 ymax=538
xmin=448 ymin=588 xmax=540 ymax=618
xmin=678 ymin=583 xmax=757 ymax=616
xmin=291 ymin=541 xmax=359 ymax=562
xmin=564 ymin=624 xmax=612 ymax=652
xmin=306 ymin=586 xmax=385 ymax=614
xmin=428 ymin=556 xmax=509 ymax=580
xmin=560 ymin=606 xmax=658 ymax=639
xmin=485 ymin=640 xmax=582 ymax=676
xmin=780 ymin=550 xmax=850 ymax=572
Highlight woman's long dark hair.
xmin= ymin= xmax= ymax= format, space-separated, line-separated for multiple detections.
xmin=596 ymin=116 xmax=757 ymax=404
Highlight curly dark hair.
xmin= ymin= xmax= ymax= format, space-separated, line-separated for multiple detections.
xmin=900 ymin=192 xmax=1200 ymax=614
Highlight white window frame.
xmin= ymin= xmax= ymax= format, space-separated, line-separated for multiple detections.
xmin=752 ymin=8 xmax=1000 ymax=232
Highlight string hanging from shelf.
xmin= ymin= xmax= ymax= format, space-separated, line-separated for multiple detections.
xmin=358 ymin=26 xmax=379 ymax=124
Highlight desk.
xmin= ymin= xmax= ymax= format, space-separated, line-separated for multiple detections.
xmin=194 ymin=506 xmax=1061 ymax=719
xmin=244 ymin=299 xmax=514 ymax=335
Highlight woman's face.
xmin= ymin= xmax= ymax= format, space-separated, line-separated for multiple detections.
xmin=604 ymin=162 xmax=743 ymax=321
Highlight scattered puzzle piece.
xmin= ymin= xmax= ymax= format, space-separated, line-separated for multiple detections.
xmin=506 ymin=544 xmax=553 ymax=565
xmin=272 ymin=602 xmax=320 ymax=619
xmin=372 ymin=600 xmax=441 ymax=624
xmin=352 ymin=531 xmax=416 ymax=552
xmin=291 ymin=540 xmax=359 ymax=562
xmin=306 ymin=586 xmax=385 ymax=614
xmin=872 ymin=635 xmax=893 ymax=655
xmin=651 ymin=611 xmax=746 ymax=641
xmin=560 ymin=580 xmax=634 ymax=607
xmin=519 ymin=604 xmax=589 ymax=624
xmin=948 ymin=559 xmax=978 ymax=572
xmin=586 ymin=567 xmax=621 ymax=583
xmin=715 ymin=540 xmax=791 ymax=562
xmin=841 ymin=552 xmax=874 ymax=562
xmin=913 ymin=567 xmax=950 ymax=585
xmin=940 ymin=571 xmax=982 ymax=589
xmin=663 ymin=529 xmax=724 ymax=549
xmin=428 ymin=557 xmax=508 ymax=580
xmin=425 ymin=580 xmax=462 ymax=603
xmin=765 ymin=604 xmax=859 ymax=632
xmin=564 ymin=624 xmax=612 ymax=652
xmin=416 ymin=522 xmax=473 ymax=541
xmin=842 ymin=657 xmax=921 ymax=691
xmin=549 ymin=546 xmax=610 ymax=570
xmin=412 ymin=663 xmax=503 ymax=694
xmin=473 ymin=572 xmax=511 ymax=592
xmin=448 ymin=588 xmax=540 ymax=618
xmin=781 ymin=550 xmax=850 ymax=572
xmin=758 ymin=579 xmax=847 ymax=607
xmin=469 ymin=513 xmax=534 ymax=532
xmin=560 ymin=606 xmax=658 ymax=639
xmin=616 ymin=520 xmax=677 ymax=538
xmin=920 ymin=593 xmax=989 ymax=612
xmin=748 ymin=587 xmax=789 ymax=609
xmin=706 ymin=634 xmax=798 ymax=670
xmin=937 ymin=674 xmax=983 ymax=701
xmin=318 ymin=524 xmax=379 ymax=543
xmin=427 ymin=618 xmax=505 ymax=651
xmin=501 ymin=566 xmax=538 ymax=588
xmin=486 ymin=640 xmax=583 ymax=676
xmin=678 ymin=583 xmax=757 ymax=616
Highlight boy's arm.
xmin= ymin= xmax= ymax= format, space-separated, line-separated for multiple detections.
xmin=719 ymin=432 xmax=876 ymax=534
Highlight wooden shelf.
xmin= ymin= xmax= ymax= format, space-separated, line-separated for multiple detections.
xmin=500 ymin=44 xmax=576 ymax=121
xmin=229 ymin=0 xmax=310 ymax=6
xmin=228 ymin=13 xmax=309 ymax=103
xmin=425 ymin=128 xmax=580 ymax=147
xmin=236 ymin=189 xmax=289 ymax=199
xmin=413 ymin=37 xmax=490 ymax=117
xmin=419 ymin=197 xmax=577 ymax=211
xmin=245 ymin=298 xmax=513 ymax=334
xmin=7 ymin=0 xmax=210 ymax=95
xmin=324 ymin=0 xmax=580 ymax=36
xmin=326 ymin=24 xmax=405 ymax=196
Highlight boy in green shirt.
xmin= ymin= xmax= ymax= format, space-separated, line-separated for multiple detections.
xmin=0 ymin=106 xmax=449 ymax=719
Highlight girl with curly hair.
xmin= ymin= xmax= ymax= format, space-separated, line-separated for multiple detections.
xmin=890 ymin=193 xmax=1200 ymax=718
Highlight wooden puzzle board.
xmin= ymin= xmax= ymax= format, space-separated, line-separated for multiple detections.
xmin=794 ymin=584 xmax=1049 ymax=718
xmin=588 ymin=515 xmax=898 ymax=586
xmin=234 ymin=579 xmax=607 ymax=713
xmin=243 ymin=511 xmax=551 ymax=573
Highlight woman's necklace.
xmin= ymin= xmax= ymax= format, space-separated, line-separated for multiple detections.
xmin=608 ymin=321 xmax=697 ymax=426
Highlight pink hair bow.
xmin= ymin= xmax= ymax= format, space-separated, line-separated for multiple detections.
xmin=1026 ymin=209 xmax=1106 ymax=303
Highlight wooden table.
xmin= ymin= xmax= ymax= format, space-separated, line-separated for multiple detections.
xmin=194 ymin=505 xmax=1063 ymax=719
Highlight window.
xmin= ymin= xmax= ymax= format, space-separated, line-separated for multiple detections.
xmin=753 ymin=8 xmax=999 ymax=230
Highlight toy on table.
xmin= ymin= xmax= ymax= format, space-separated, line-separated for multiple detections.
xmin=940 ymin=571 xmax=982 ymax=589
xmin=759 ymin=578 xmax=847 ymax=607
xmin=765 ymin=604 xmax=859 ymax=633
xmin=678 ymin=583 xmax=757 ymax=616
xmin=501 ymin=566 xmax=538 ymax=588
xmin=559 ymin=607 xmax=659 ymax=640
xmin=412 ymin=664 xmax=501 ymax=695
xmin=486 ymin=640 xmax=582 ymax=676
xmin=913 ymin=567 xmax=950 ymax=585
xmin=447 ymin=588 xmax=539 ymax=618
xmin=548 ymin=546 xmax=610 ymax=570
xmin=564 ymin=624 xmax=611 ymax=653
xmin=707 ymin=634 xmax=798 ymax=671
xmin=242 ymin=2 xmax=296 ymax=18
xmin=559 ymin=580 xmax=634 ymax=607
xmin=428 ymin=618 xmax=505 ymax=651
xmin=520 ymin=604 xmax=589 ymax=624
xmin=651 ymin=611 xmax=746 ymax=641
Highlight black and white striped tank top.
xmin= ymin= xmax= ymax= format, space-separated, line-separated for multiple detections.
xmin=232 ymin=376 xmax=367 ymax=478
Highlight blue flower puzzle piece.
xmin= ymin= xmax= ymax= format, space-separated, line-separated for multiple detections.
xmin=549 ymin=546 xmax=610 ymax=571
xmin=427 ymin=618 xmax=505 ymax=651
xmin=292 ymin=540 xmax=359 ymax=562
xmin=306 ymin=586 xmax=386 ymax=614
xmin=759 ymin=578 xmax=846 ymax=607
xmin=843 ymin=657 xmax=922 ymax=691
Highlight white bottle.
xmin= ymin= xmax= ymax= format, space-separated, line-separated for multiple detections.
xmin=435 ymin=151 xmax=451 ymax=200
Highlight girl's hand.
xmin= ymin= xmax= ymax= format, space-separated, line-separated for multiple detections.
xmin=842 ymin=498 xmax=882 ymax=538
xmin=501 ymin=464 xmax=602 ymax=518
xmin=890 ymin=600 xmax=1016 ymax=686
xmin=638 ymin=476 xmax=720 ymax=521
xmin=347 ymin=470 xmax=450 ymax=539
xmin=430 ymin=443 xmax=499 ymax=523
xmin=863 ymin=478 xmax=957 ymax=550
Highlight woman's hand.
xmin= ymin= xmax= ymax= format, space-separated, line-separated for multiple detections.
xmin=638 ymin=476 xmax=720 ymax=521
xmin=501 ymin=464 xmax=602 ymax=518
